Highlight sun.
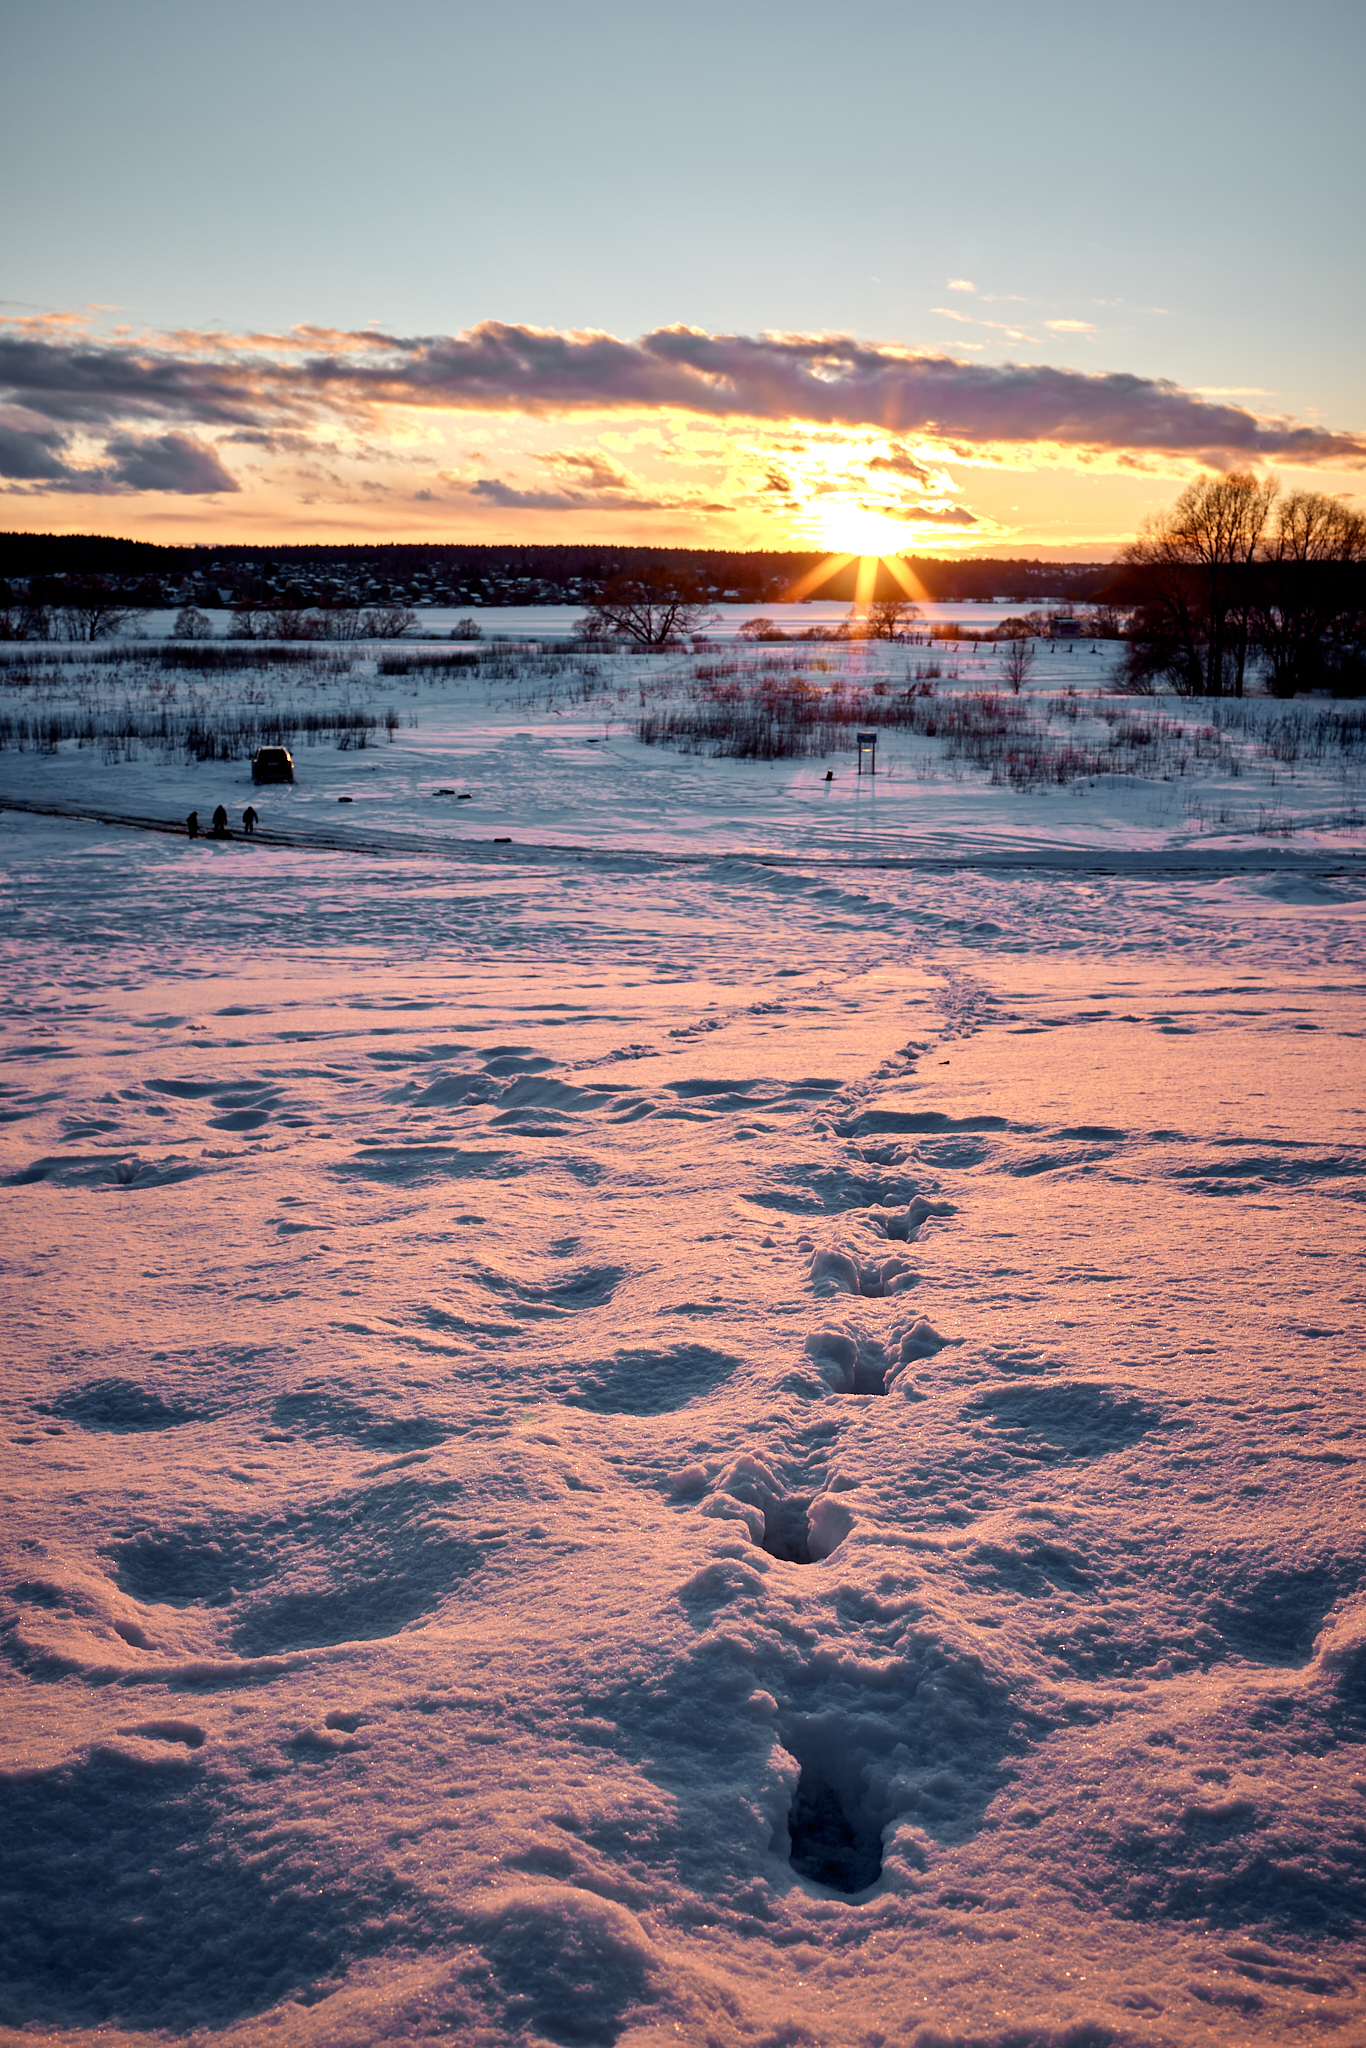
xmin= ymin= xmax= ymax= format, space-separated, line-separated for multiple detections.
xmin=811 ymin=507 xmax=919 ymax=558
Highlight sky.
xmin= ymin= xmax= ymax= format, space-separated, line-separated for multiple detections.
xmin=1 ymin=0 xmax=1363 ymax=560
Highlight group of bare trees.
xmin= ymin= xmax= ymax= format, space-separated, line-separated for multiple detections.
xmin=0 ymin=584 xmax=420 ymax=646
xmin=578 ymin=565 xmax=926 ymax=649
xmin=1122 ymin=473 xmax=1366 ymax=697
xmin=223 ymin=602 xmax=415 ymax=642
xmin=0 ymin=577 xmax=154 ymax=642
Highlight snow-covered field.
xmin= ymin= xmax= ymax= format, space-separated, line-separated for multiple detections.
xmin=2 ymin=637 xmax=1365 ymax=2048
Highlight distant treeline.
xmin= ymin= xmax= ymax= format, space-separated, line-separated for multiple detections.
xmin=0 ymin=533 xmax=1116 ymax=607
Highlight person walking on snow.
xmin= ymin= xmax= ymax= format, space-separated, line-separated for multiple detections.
xmin=211 ymin=804 xmax=228 ymax=838
xmin=242 ymin=805 xmax=258 ymax=835
xmin=187 ymin=810 xmax=199 ymax=838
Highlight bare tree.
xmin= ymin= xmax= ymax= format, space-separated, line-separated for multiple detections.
xmin=865 ymin=597 xmax=919 ymax=640
xmin=580 ymin=565 xmax=714 ymax=648
xmin=1001 ymin=637 xmax=1036 ymax=693
xmin=1078 ymin=603 xmax=1125 ymax=639
xmin=1255 ymin=490 xmax=1366 ymax=697
xmin=267 ymin=606 xmax=323 ymax=641
xmin=361 ymin=604 xmax=416 ymax=640
xmin=0 ymin=602 xmax=53 ymax=640
xmin=51 ymin=577 xmax=149 ymax=641
xmin=319 ymin=604 xmax=365 ymax=642
xmin=1122 ymin=470 xmax=1277 ymax=696
xmin=229 ymin=603 xmax=263 ymax=640
xmin=173 ymin=606 xmax=213 ymax=640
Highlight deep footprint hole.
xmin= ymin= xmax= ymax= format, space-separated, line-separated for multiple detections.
xmin=786 ymin=1760 xmax=883 ymax=1895
xmin=761 ymin=1496 xmax=815 ymax=1565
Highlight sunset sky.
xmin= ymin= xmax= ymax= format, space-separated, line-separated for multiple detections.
xmin=2 ymin=0 xmax=1362 ymax=558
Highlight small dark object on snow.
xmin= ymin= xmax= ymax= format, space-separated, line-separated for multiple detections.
xmin=338 ymin=795 xmax=353 ymax=803
xmin=494 ymin=836 xmax=511 ymax=843
xmin=251 ymin=746 xmax=294 ymax=784
xmin=211 ymin=805 xmax=229 ymax=838
xmin=242 ymin=806 xmax=258 ymax=835
xmin=825 ymin=769 xmax=833 ymax=781
xmin=457 ymin=793 xmax=473 ymax=800
xmin=187 ymin=810 xmax=199 ymax=838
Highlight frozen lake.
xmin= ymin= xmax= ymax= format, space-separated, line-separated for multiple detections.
xmin=131 ymin=599 xmax=1075 ymax=643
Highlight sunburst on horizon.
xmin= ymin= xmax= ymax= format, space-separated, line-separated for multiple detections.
xmin=783 ymin=545 xmax=930 ymax=611
xmin=777 ymin=499 xmax=951 ymax=610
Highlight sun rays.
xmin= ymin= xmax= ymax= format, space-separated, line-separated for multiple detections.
xmin=782 ymin=545 xmax=931 ymax=609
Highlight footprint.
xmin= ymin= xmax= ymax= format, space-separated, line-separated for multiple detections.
xmin=332 ymin=1145 xmax=513 ymax=1186
xmin=269 ymin=1389 xmax=447 ymax=1451
xmin=407 ymin=1073 xmax=499 ymax=1108
xmin=698 ymin=1453 xmax=854 ymax=1560
xmin=752 ymin=1164 xmax=935 ymax=1216
xmin=490 ymin=1076 xmax=620 ymax=1124
xmin=785 ymin=1757 xmax=883 ymax=1894
xmin=809 ymin=1250 xmax=919 ymax=1298
xmin=468 ymin=1886 xmax=657 ymax=2048
xmin=107 ymin=1475 xmax=483 ymax=1654
xmin=122 ymin=1719 xmax=205 ymax=1748
xmin=145 ymin=1078 xmax=237 ymax=1099
xmin=1207 ymin=1566 xmax=1340 ymax=1667
xmin=915 ymin=1135 xmax=993 ymax=1169
xmin=479 ymin=1046 xmax=551 ymax=1072
xmin=41 ymin=1380 xmax=202 ymax=1433
xmin=836 ymin=1109 xmax=1011 ymax=1139
xmin=558 ymin=1342 xmax=738 ymax=1416
xmin=475 ymin=1264 xmax=622 ymax=1317
xmin=6 ymin=1155 xmax=203 ymax=1190
xmin=0 ymin=1748 xmax=363 ymax=2028
xmin=889 ymin=1316 xmax=953 ymax=1368
xmin=804 ymin=1329 xmax=895 ymax=1397
xmin=804 ymin=1319 xmax=950 ymax=1395
xmin=965 ymin=1381 xmax=1158 ymax=1461
xmin=873 ymin=1197 xmax=956 ymax=1242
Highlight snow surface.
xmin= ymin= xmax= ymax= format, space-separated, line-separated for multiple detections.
xmin=2 ymin=639 xmax=1365 ymax=2048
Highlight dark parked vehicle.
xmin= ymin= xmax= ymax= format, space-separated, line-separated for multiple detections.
xmin=251 ymin=747 xmax=294 ymax=784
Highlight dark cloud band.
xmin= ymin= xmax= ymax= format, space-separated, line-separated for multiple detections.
xmin=1 ymin=322 xmax=1362 ymax=493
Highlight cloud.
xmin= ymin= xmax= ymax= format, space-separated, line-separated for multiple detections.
xmin=470 ymin=478 xmax=592 ymax=510
xmin=540 ymin=448 xmax=635 ymax=491
xmin=1 ymin=318 xmax=1363 ymax=470
xmin=947 ymin=279 xmax=976 ymax=293
xmin=1045 ymin=319 xmax=1097 ymax=335
xmin=867 ymin=448 xmax=936 ymax=486
xmin=470 ymin=474 xmax=664 ymax=511
xmin=104 ymin=432 xmax=239 ymax=493
xmin=0 ymin=420 xmax=72 ymax=480
xmin=909 ymin=502 xmax=978 ymax=525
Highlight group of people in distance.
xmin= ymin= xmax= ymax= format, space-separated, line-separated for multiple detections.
xmin=187 ymin=805 xmax=258 ymax=839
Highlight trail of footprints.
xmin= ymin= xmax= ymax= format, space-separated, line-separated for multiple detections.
xmin=681 ymin=1164 xmax=963 ymax=1900
xmin=13 ymin=1063 xmax=1352 ymax=1978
